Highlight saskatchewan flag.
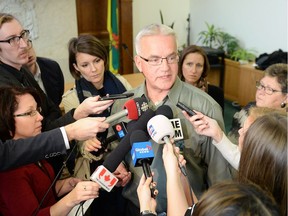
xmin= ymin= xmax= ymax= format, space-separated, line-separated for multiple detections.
xmin=107 ymin=0 xmax=119 ymax=74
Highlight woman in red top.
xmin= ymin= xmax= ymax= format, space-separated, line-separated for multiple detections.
xmin=0 ymin=86 xmax=101 ymax=216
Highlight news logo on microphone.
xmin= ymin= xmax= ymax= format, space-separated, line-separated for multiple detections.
xmin=90 ymin=165 xmax=118 ymax=192
xmin=131 ymin=141 xmax=154 ymax=167
xmin=112 ymin=122 xmax=128 ymax=139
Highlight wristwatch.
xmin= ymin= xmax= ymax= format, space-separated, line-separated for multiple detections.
xmin=140 ymin=210 xmax=157 ymax=216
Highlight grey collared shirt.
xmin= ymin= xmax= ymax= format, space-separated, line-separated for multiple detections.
xmin=109 ymin=77 xmax=233 ymax=213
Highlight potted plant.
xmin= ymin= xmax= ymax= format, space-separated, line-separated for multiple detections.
xmin=159 ymin=10 xmax=174 ymax=29
xmin=230 ymin=48 xmax=256 ymax=64
xmin=217 ymin=32 xmax=240 ymax=58
xmin=197 ymin=22 xmax=221 ymax=48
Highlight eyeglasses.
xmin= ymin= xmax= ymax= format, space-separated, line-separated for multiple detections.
xmin=0 ymin=30 xmax=30 ymax=47
xmin=256 ymin=81 xmax=282 ymax=95
xmin=14 ymin=107 xmax=42 ymax=117
xmin=139 ymin=54 xmax=179 ymax=66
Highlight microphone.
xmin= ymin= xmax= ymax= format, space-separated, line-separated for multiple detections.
xmin=130 ymin=130 xmax=153 ymax=178
xmin=100 ymin=108 xmax=155 ymax=173
xmin=93 ymin=97 xmax=148 ymax=156
xmin=149 ymin=105 xmax=184 ymax=142
xmin=93 ymin=121 xmax=129 ymax=156
xmin=155 ymin=104 xmax=173 ymax=118
xmin=122 ymin=43 xmax=135 ymax=63
xmin=147 ymin=108 xmax=187 ymax=176
xmin=105 ymin=97 xmax=149 ymax=123
xmin=112 ymin=121 xmax=128 ymax=140
xmin=130 ymin=130 xmax=157 ymax=198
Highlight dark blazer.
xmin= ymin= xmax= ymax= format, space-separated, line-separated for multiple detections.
xmin=0 ymin=129 xmax=66 ymax=171
xmin=37 ymin=57 xmax=64 ymax=106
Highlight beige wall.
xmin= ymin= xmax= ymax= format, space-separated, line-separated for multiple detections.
xmin=1 ymin=0 xmax=190 ymax=83
xmin=32 ymin=0 xmax=78 ymax=83
xmin=1 ymin=1 xmax=286 ymax=83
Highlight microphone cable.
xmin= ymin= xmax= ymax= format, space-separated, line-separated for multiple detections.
xmin=32 ymin=141 xmax=78 ymax=216
xmin=122 ymin=43 xmax=135 ymax=63
xmin=75 ymin=201 xmax=85 ymax=216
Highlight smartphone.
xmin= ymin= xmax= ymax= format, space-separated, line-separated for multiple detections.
xmin=99 ymin=93 xmax=134 ymax=101
xmin=176 ymin=102 xmax=197 ymax=116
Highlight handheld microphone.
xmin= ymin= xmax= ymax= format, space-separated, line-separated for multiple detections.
xmin=112 ymin=121 xmax=128 ymax=140
xmin=130 ymin=130 xmax=157 ymax=198
xmin=147 ymin=108 xmax=188 ymax=176
xmin=105 ymin=97 xmax=148 ymax=123
xmin=100 ymin=108 xmax=156 ymax=173
xmin=92 ymin=97 xmax=148 ymax=156
xmin=130 ymin=130 xmax=154 ymax=178
xmin=93 ymin=121 xmax=129 ymax=156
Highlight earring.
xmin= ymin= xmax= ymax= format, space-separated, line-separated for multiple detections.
xmin=280 ymin=102 xmax=286 ymax=108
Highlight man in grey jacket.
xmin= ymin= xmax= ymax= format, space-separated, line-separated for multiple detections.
xmin=109 ymin=24 xmax=233 ymax=215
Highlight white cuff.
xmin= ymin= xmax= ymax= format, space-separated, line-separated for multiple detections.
xmin=60 ymin=127 xmax=70 ymax=149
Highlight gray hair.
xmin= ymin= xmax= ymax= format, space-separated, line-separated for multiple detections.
xmin=135 ymin=23 xmax=178 ymax=54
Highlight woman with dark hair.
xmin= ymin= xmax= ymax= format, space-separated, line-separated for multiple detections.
xmin=63 ymin=34 xmax=132 ymax=114
xmin=0 ymin=86 xmax=102 ymax=216
xmin=178 ymin=45 xmax=224 ymax=112
xmin=62 ymin=34 xmax=132 ymax=216
xmin=238 ymin=113 xmax=287 ymax=215
xmin=191 ymin=181 xmax=280 ymax=216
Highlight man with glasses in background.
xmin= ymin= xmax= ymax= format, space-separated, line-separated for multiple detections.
xmin=108 ymin=24 xmax=233 ymax=216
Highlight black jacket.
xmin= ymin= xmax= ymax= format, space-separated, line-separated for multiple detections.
xmin=36 ymin=57 xmax=64 ymax=106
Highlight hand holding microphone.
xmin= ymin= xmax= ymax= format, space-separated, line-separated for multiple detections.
xmin=130 ymin=130 xmax=158 ymax=198
xmin=147 ymin=106 xmax=187 ymax=176
xmin=91 ymin=97 xmax=148 ymax=156
xmin=162 ymin=136 xmax=186 ymax=177
xmin=105 ymin=97 xmax=149 ymax=123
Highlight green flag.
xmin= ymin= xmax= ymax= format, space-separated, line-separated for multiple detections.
xmin=107 ymin=0 xmax=119 ymax=74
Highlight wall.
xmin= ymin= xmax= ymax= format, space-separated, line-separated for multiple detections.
xmin=190 ymin=0 xmax=287 ymax=55
xmin=132 ymin=0 xmax=190 ymax=50
xmin=1 ymin=0 xmax=286 ymax=82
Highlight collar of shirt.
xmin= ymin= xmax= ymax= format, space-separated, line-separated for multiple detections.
xmin=33 ymin=62 xmax=41 ymax=82
xmin=132 ymin=77 xmax=183 ymax=109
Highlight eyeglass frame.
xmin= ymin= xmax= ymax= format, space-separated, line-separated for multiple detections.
xmin=138 ymin=53 xmax=179 ymax=66
xmin=14 ymin=107 xmax=42 ymax=117
xmin=0 ymin=30 xmax=30 ymax=47
xmin=255 ymin=81 xmax=282 ymax=95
